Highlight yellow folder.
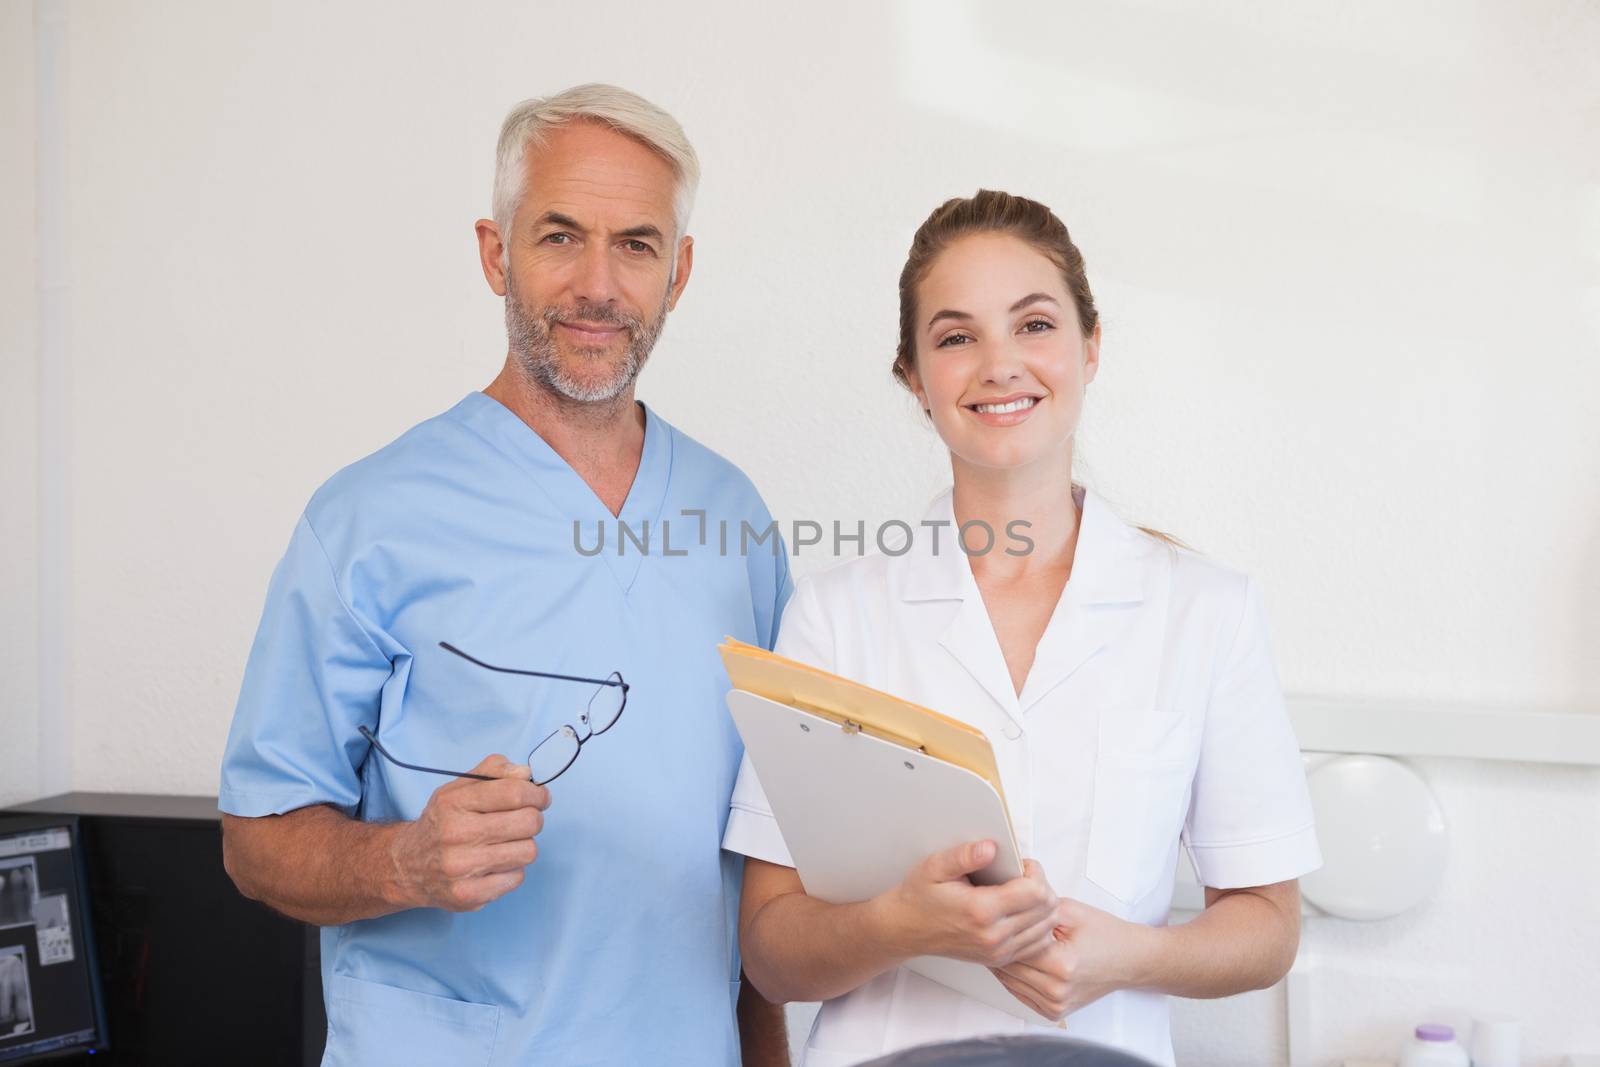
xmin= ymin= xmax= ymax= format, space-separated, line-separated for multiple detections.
xmin=718 ymin=637 xmax=1006 ymax=805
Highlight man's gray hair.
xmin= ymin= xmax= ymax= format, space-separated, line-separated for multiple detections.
xmin=491 ymin=84 xmax=700 ymax=252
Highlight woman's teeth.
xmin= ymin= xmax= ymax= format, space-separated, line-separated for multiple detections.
xmin=973 ymin=397 xmax=1037 ymax=414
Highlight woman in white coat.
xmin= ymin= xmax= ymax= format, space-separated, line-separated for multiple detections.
xmin=722 ymin=190 xmax=1321 ymax=1067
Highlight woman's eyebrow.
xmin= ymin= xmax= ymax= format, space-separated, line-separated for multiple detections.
xmin=926 ymin=308 xmax=972 ymax=330
xmin=928 ymin=292 xmax=1059 ymax=330
xmin=1010 ymin=292 xmax=1058 ymax=312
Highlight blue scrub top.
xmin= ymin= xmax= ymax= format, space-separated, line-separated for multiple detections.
xmin=220 ymin=392 xmax=791 ymax=1067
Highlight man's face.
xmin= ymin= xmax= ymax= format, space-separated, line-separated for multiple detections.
xmin=482 ymin=120 xmax=692 ymax=404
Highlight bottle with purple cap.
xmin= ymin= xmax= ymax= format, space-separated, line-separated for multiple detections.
xmin=1399 ymin=1023 xmax=1471 ymax=1067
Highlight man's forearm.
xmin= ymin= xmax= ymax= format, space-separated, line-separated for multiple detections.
xmin=1127 ymin=884 xmax=1301 ymax=999
xmin=736 ymin=972 xmax=790 ymax=1067
xmin=222 ymin=805 xmax=415 ymax=926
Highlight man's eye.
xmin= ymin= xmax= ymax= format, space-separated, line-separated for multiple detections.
xmin=1021 ymin=319 xmax=1054 ymax=333
xmin=623 ymin=240 xmax=654 ymax=254
xmin=937 ymin=333 xmax=973 ymax=348
xmin=543 ymin=233 xmax=572 ymax=245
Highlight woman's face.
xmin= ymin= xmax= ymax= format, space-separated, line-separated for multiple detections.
xmin=905 ymin=232 xmax=1100 ymax=475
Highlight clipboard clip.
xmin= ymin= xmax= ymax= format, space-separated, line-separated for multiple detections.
xmin=791 ymin=698 xmax=928 ymax=754
xmin=846 ymin=717 xmax=926 ymax=754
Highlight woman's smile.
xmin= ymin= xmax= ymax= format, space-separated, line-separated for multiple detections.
xmin=964 ymin=392 xmax=1044 ymax=427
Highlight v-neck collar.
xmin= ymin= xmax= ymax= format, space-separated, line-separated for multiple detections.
xmin=450 ymin=391 xmax=673 ymax=593
xmin=899 ymin=485 xmax=1153 ymax=717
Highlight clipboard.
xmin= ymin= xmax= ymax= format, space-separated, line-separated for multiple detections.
xmin=726 ymin=687 xmax=1058 ymax=1026
xmin=719 ymin=638 xmax=1007 ymax=807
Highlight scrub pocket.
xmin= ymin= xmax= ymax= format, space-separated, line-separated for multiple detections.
xmin=1086 ymin=709 xmax=1194 ymax=908
xmin=324 ymin=973 xmax=500 ymax=1066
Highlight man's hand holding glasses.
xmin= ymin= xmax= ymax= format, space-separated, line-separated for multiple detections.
xmin=385 ymin=751 xmax=551 ymax=913
xmin=362 ymin=642 xmax=628 ymax=913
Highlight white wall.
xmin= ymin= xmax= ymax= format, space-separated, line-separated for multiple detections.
xmin=2 ymin=1 xmax=1597 ymax=1063
xmin=1 ymin=1 xmax=42 ymax=810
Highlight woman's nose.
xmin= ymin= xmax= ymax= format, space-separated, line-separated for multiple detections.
xmin=978 ymin=338 xmax=1026 ymax=385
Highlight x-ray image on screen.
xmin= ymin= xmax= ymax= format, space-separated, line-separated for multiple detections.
xmin=0 ymin=946 xmax=34 ymax=1041
xmin=0 ymin=861 xmax=37 ymax=930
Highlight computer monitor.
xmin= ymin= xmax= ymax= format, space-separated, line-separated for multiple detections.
xmin=0 ymin=815 xmax=108 ymax=1062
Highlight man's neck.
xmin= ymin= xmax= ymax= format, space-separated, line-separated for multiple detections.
xmin=483 ymin=359 xmax=647 ymax=517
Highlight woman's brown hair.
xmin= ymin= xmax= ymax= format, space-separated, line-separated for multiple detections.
xmin=893 ymin=189 xmax=1098 ymax=388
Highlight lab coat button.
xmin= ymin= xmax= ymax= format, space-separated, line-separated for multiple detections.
xmin=1002 ymin=722 xmax=1023 ymax=741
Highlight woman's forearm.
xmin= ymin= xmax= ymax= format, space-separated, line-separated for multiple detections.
xmin=739 ymin=847 xmax=1060 ymax=1005
xmin=742 ymin=889 xmax=915 ymax=1004
xmin=1127 ymin=883 xmax=1301 ymax=998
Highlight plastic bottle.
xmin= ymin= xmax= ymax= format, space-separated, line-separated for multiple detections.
xmin=1398 ymin=1024 xmax=1470 ymax=1067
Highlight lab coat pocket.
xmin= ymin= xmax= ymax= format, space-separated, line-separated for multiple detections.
xmin=1086 ymin=710 xmax=1194 ymax=908
xmin=324 ymin=973 xmax=500 ymax=1067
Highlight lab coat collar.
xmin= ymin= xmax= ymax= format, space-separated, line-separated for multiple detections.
xmin=901 ymin=486 xmax=1147 ymax=605
xmin=901 ymin=486 xmax=1158 ymax=715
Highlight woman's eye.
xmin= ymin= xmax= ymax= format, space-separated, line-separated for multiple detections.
xmin=936 ymin=333 xmax=973 ymax=348
xmin=1021 ymin=319 xmax=1054 ymax=333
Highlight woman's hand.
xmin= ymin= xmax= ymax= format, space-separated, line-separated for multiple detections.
xmin=989 ymin=897 xmax=1147 ymax=1021
xmin=876 ymin=841 xmax=1059 ymax=968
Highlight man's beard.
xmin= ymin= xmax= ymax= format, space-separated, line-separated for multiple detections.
xmin=504 ymin=279 xmax=669 ymax=404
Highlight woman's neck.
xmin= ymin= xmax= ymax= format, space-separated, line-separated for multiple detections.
xmin=950 ymin=448 xmax=1081 ymax=581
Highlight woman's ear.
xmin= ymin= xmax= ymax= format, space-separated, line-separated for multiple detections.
xmin=902 ymin=363 xmax=929 ymax=413
xmin=1083 ymin=322 xmax=1102 ymax=386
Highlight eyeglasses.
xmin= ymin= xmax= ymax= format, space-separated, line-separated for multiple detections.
xmin=359 ymin=641 xmax=629 ymax=787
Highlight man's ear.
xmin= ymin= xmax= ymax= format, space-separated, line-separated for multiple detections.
xmin=667 ymin=235 xmax=694 ymax=310
xmin=475 ymin=218 xmax=508 ymax=297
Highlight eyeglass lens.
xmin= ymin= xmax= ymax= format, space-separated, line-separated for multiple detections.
xmin=525 ymin=673 xmax=625 ymax=785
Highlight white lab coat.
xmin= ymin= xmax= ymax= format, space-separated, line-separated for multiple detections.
xmin=723 ymin=487 xmax=1320 ymax=1067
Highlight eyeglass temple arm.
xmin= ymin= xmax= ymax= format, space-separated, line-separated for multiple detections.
xmin=358 ymin=726 xmax=498 ymax=782
xmin=438 ymin=641 xmax=627 ymax=689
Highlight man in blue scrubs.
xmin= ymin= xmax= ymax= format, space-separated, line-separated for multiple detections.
xmin=219 ymin=84 xmax=791 ymax=1065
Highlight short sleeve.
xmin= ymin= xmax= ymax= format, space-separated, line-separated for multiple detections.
xmin=720 ymin=575 xmax=834 ymax=867
xmin=771 ymin=573 xmax=834 ymax=668
xmin=1183 ymin=578 xmax=1322 ymax=888
xmin=218 ymin=514 xmax=395 ymax=818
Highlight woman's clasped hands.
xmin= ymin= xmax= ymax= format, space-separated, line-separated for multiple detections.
xmin=874 ymin=838 xmax=1142 ymax=1023
xmin=873 ymin=840 xmax=1057 ymax=967
xmin=988 ymin=894 xmax=1145 ymax=1022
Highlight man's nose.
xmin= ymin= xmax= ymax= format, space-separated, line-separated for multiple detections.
xmin=571 ymin=243 xmax=620 ymax=306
